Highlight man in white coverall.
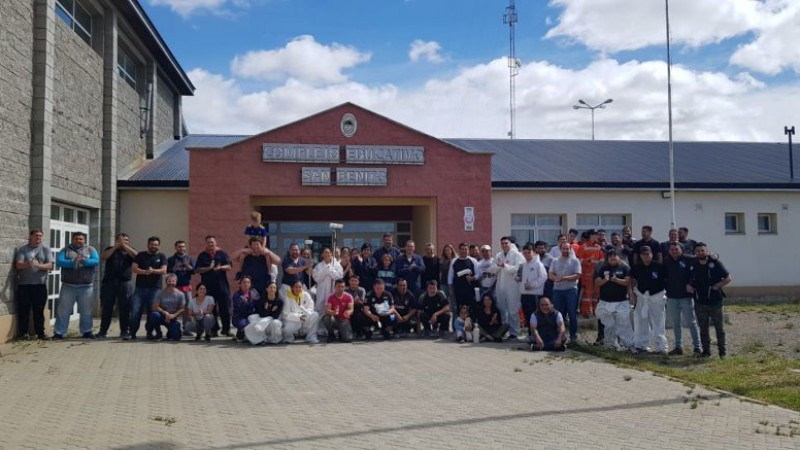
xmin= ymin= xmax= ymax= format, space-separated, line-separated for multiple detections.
xmin=488 ymin=236 xmax=525 ymax=340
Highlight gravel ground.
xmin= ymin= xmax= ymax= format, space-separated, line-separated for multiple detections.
xmin=573 ymin=308 xmax=800 ymax=359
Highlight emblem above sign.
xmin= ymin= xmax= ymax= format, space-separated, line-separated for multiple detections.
xmin=341 ymin=113 xmax=357 ymax=138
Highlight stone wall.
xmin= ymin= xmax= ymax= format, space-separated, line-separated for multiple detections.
xmin=0 ymin=0 xmax=34 ymax=315
xmin=156 ymin=75 xmax=175 ymax=145
xmin=116 ymin=76 xmax=145 ymax=172
xmin=51 ymin=20 xmax=104 ymax=201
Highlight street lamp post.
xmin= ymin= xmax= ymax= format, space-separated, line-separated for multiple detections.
xmin=786 ymin=126 xmax=795 ymax=180
xmin=573 ymin=98 xmax=613 ymax=140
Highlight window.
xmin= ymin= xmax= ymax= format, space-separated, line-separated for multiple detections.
xmin=757 ymin=213 xmax=777 ymax=234
xmin=576 ymin=214 xmax=628 ymax=237
xmin=56 ymin=0 xmax=92 ymax=45
xmin=725 ymin=213 xmax=744 ymax=234
xmin=510 ymin=214 xmax=564 ymax=246
xmin=117 ymin=49 xmax=137 ymax=89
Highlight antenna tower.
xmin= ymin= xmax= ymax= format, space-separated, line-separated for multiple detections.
xmin=503 ymin=0 xmax=519 ymax=139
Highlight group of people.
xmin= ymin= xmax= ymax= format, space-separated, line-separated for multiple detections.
xmin=12 ymin=213 xmax=732 ymax=357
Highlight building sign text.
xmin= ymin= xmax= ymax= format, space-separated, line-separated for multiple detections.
xmin=336 ymin=168 xmax=388 ymax=186
xmin=345 ymin=146 xmax=424 ymax=165
xmin=263 ymin=144 xmax=339 ymax=163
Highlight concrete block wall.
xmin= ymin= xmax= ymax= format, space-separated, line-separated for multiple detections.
xmin=51 ymin=21 xmax=104 ymax=202
xmin=116 ymin=77 xmax=146 ymax=173
xmin=155 ymin=75 xmax=175 ymax=144
xmin=0 ymin=1 xmax=35 ymax=318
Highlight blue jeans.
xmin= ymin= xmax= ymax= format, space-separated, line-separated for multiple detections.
xmin=130 ymin=287 xmax=160 ymax=337
xmin=552 ymin=288 xmax=579 ymax=339
xmin=148 ymin=312 xmax=182 ymax=340
xmin=667 ymin=297 xmax=701 ymax=351
xmin=54 ymin=284 xmax=95 ymax=336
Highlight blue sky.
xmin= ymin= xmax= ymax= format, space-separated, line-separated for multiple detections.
xmin=143 ymin=0 xmax=800 ymax=141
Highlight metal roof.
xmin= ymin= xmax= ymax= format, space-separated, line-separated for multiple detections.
xmin=120 ymin=135 xmax=800 ymax=190
xmin=119 ymin=135 xmax=247 ymax=187
xmin=444 ymin=139 xmax=800 ymax=189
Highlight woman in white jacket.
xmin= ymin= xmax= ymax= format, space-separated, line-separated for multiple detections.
xmin=518 ymin=242 xmax=548 ymax=329
xmin=312 ymin=247 xmax=344 ymax=316
xmin=281 ymin=280 xmax=320 ymax=344
xmin=487 ymin=237 xmax=525 ymax=340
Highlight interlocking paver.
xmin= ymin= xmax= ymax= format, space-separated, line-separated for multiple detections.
xmin=0 ymin=324 xmax=798 ymax=449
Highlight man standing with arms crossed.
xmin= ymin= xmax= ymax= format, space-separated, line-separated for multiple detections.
xmin=548 ymin=242 xmax=581 ymax=343
xmin=687 ymin=243 xmax=732 ymax=358
xmin=130 ymin=236 xmax=168 ymax=340
xmin=14 ymin=229 xmax=53 ymax=340
xmin=664 ymin=242 xmax=701 ymax=355
xmin=195 ymin=235 xmax=233 ymax=337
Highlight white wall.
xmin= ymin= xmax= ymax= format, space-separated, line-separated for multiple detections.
xmin=492 ymin=189 xmax=800 ymax=288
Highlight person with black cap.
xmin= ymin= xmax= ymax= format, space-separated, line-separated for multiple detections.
xmin=629 ymin=245 xmax=668 ymax=355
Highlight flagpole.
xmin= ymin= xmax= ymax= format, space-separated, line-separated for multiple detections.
xmin=666 ymin=0 xmax=676 ymax=228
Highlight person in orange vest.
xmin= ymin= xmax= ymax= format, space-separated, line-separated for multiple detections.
xmin=576 ymin=230 xmax=605 ymax=318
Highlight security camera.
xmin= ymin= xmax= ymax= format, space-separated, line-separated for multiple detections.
xmin=329 ymin=223 xmax=343 ymax=230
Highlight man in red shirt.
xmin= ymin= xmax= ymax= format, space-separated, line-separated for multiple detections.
xmin=322 ymin=279 xmax=354 ymax=343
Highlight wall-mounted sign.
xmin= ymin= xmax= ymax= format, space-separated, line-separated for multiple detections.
xmin=301 ymin=167 xmax=332 ymax=186
xmin=336 ymin=168 xmax=388 ymax=186
xmin=464 ymin=206 xmax=475 ymax=232
xmin=263 ymin=144 xmax=339 ymax=163
xmin=341 ymin=113 xmax=357 ymax=137
xmin=345 ymin=145 xmax=424 ymax=165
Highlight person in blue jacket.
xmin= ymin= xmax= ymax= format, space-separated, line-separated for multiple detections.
xmin=54 ymin=232 xmax=100 ymax=339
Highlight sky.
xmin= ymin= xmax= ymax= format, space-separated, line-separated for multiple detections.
xmin=143 ymin=0 xmax=800 ymax=142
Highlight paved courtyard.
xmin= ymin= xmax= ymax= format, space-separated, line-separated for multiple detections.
xmin=0 ymin=326 xmax=798 ymax=449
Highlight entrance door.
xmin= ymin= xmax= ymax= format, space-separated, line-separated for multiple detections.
xmin=47 ymin=204 xmax=91 ymax=325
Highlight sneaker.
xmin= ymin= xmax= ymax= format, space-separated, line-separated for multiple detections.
xmin=52 ymin=334 xmax=64 ymax=340
xmin=82 ymin=332 xmax=96 ymax=340
xmin=507 ymin=335 xmax=518 ymax=341
xmin=668 ymin=348 xmax=683 ymax=356
xmin=95 ymin=333 xmax=106 ymax=340
xmin=122 ymin=333 xmax=131 ymax=341
xmin=306 ymin=338 xmax=319 ymax=344
xmin=457 ymin=337 xmax=465 ymax=343
xmin=129 ymin=335 xmax=138 ymax=341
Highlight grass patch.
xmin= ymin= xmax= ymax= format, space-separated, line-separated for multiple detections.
xmin=726 ymin=301 xmax=800 ymax=315
xmin=571 ymin=343 xmax=800 ymax=412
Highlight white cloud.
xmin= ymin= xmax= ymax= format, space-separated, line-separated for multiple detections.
xmin=730 ymin=2 xmax=800 ymax=75
xmin=230 ymin=35 xmax=372 ymax=85
xmin=408 ymin=40 xmax=445 ymax=64
xmin=185 ymin=51 xmax=800 ymax=143
xmin=545 ymin=0 xmax=767 ymax=51
xmin=149 ymin=0 xmax=247 ymax=17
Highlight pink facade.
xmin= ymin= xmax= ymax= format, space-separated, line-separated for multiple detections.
xmin=187 ymin=103 xmax=492 ymax=261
